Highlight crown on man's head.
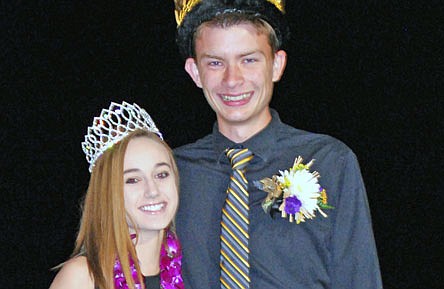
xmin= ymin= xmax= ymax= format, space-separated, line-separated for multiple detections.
xmin=174 ymin=0 xmax=289 ymax=59
xmin=82 ymin=101 xmax=162 ymax=173
xmin=174 ymin=0 xmax=285 ymax=26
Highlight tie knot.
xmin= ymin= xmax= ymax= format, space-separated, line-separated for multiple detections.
xmin=226 ymin=148 xmax=253 ymax=170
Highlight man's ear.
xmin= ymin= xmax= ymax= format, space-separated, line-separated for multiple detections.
xmin=184 ymin=58 xmax=202 ymax=88
xmin=272 ymin=50 xmax=287 ymax=82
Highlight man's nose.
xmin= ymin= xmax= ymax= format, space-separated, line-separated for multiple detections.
xmin=223 ymin=64 xmax=244 ymax=87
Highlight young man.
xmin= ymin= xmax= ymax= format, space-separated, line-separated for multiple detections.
xmin=173 ymin=1 xmax=382 ymax=288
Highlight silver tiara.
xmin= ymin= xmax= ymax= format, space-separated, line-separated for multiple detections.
xmin=82 ymin=101 xmax=163 ymax=172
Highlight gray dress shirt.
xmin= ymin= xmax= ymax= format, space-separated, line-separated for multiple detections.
xmin=174 ymin=109 xmax=382 ymax=289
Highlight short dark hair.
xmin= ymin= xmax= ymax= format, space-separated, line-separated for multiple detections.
xmin=194 ymin=13 xmax=280 ymax=57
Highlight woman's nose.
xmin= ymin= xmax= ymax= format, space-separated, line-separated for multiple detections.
xmin=143 ymin=180 xmax=159 ymax=198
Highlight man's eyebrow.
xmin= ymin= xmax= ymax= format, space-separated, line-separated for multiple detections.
xmin=200 ymin=50 xmax=263 ymax=60
xmin=200 ymin=53 xmax=223 ymax=60
xmin=240 ymin=50 xmax=264 ymax=57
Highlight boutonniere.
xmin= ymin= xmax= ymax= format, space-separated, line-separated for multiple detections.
xmin=254 ymin=156 xmax=333 ymax=223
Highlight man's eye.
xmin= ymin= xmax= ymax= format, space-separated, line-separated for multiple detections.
xmin=156 ymin=171 xmax=170 ymax=179
xmin=125 ymin=178 xmax=139 ymax=184
xmin=243 ymin=58 xmax=257 ymax=63
xmin=208 ymin=61 xmax=222 ymax=66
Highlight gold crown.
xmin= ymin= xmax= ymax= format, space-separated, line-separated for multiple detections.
xmin=174 ymin=0 xmax=285 ymax=26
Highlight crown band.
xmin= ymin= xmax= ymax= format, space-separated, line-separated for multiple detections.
xmin=82 ymin=101 xmax=162 ymax=172
xmin=175 ymin=0 xmax=201 ymax=26
xmin=174 ymin=0 xmax=285 ymax=26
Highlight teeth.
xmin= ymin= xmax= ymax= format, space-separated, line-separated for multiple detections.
xmin=140 ymin=203 xmax=164 ymax=212
xmin=221 ymin=93 xmax=250 ymax=101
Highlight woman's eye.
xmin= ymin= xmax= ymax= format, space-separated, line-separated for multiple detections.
xmin=125 ymin=178 xmax=139 ymax=184
xmin=156 ymin=171 xmax=170 ymax=179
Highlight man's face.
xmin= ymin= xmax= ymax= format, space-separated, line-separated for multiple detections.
xmin=185 ymin=23 xmax=286 ymax=136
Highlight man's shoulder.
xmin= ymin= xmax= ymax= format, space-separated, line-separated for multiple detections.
xmin=278 ymin=122 xmax=352 ymax=155
xmin=173 ymin=133 xmax=214 ymax=157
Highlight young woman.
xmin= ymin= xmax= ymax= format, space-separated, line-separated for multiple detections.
xmin=49 ymin=102 xmax=184 ymax=289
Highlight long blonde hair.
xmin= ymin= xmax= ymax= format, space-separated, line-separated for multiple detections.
xmin=71 ymin=130 xmax=179 ymax=289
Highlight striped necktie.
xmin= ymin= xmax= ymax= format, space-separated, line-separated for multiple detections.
xmin=220 ymin=148 xmax=254 ymax=289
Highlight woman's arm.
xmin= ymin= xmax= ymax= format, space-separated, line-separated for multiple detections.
xmin=49 ymin=256 xmax=94 ymax=289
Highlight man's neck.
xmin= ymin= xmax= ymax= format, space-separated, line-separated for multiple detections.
xmin=218 ymin=114 xmax=272 ymax=143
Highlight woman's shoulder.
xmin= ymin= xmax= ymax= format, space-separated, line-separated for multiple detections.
xmin=49 ymin=256 xmax=94 ymax=289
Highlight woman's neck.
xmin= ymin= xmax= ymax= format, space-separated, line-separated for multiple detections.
xmin=134 ymin=230 xmax=164 ymax=276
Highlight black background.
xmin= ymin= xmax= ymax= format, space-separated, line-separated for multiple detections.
xmin=1 ymin=1 xmax=442 ymax=288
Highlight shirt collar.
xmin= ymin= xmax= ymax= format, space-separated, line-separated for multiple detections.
xmin=212 ymin=109 xmax=282 ymax=164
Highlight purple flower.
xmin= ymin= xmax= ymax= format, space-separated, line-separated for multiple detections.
xmin=285 ymin=196 xmax=302 ymax=214
xmin=113 ymin=229 xmax=184 ymax=289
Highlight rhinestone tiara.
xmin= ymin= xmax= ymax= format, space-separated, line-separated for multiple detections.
xmin=81 ymin=101 xmax=163 ymax=172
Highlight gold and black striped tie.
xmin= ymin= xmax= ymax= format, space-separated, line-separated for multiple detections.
xmin=220 ymin=148 xmax=254 ymax=289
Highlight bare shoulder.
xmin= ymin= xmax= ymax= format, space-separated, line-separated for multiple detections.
xmin=49 ymin=256 xmax=94 ymax=289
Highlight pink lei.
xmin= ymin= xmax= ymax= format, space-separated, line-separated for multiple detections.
xmin=113 ymin=230 xmax=184 ymax=289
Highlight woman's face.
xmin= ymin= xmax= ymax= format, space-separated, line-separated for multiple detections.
xmin=123 ymin=136 xmax=178 ymax=234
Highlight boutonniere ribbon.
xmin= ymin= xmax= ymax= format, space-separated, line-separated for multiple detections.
xmin=254 ymin=156 xmax=333 ymax=223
